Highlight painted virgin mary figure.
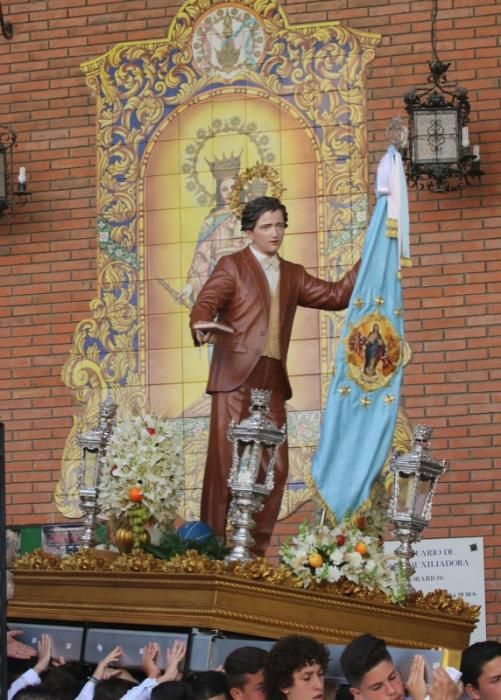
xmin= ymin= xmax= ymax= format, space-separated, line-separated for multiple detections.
xmin=177 ymin=151 xmax=247 ymax=307
xmin=363 ymin=322 xmax=387 ymax=379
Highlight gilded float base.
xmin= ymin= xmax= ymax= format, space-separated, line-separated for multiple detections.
xmin=9 ymin=550 xmax=477 ymax=660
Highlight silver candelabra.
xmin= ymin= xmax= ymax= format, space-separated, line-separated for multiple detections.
xmin=76 ymin=397 xmax=117 ymax=549
xmin=388 ymin=424 xmax=447 ymax=595
xmin=225 ymin=389 xmax=286 ymax=563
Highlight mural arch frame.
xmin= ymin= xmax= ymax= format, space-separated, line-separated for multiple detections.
xmin=139 ymin=84 xmax=324 ymax=418
xmin=58 ymin=0 xmax=381 ymax=519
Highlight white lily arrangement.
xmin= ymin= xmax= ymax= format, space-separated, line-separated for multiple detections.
xmin=98 ymin=414 xmax=183 ymax=528
xmin=280 ymin=518 xmax=406 ymax=603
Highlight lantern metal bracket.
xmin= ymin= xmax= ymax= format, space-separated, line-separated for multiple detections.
xmin=0 ymin=2 xmax=13 ymax=40
xmin=0 ymin=125 xmax=31 ymax=217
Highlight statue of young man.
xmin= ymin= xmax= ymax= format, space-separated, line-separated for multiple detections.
xmin=190 ymin=196 xmax=359 ymax=556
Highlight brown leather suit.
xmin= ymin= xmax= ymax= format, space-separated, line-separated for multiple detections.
xmin=190 ymin=245 xmax=359 ymax=555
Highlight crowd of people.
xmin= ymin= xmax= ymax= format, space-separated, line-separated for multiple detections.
xmin=6 ymin=628 xmax=501 ymax=700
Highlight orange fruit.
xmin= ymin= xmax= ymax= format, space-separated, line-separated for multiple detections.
xmin=354 ymin=542 xmax=368 ymax=555
xmin=128 ymin=486 xmax=143 ymax=503
xmin=308 ymin=552 xmax=324 ymax=568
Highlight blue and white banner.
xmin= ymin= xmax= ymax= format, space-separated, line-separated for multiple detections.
xmin=311 ymin=145 xmax=410 ymax=521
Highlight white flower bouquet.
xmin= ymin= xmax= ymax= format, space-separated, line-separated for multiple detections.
xmin=280 ymin=519 xmax=406 ymax=603
xmin=98 ymin=414 xmax=183 ymax=530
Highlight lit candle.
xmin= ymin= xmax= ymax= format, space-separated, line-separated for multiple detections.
xmin=237 ymin=445 xmax=254 ymax=487
xmin=17 ymin=167 xmax=27 ymax=193
xmin=461 ymin=126 xmax=469 ymax=147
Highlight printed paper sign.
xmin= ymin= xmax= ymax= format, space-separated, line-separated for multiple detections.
xmin=385 ymin=537 xmax=486 ymax=643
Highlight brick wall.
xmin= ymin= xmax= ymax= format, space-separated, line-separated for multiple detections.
xmin=1 ymin=0 xmax=500 ymax=635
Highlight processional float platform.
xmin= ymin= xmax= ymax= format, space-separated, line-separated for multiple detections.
xmin=8 ymin=550 xmax=478 ymax=665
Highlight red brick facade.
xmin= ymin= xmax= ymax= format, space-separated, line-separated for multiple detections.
xmin=1 ymin=1 xmax=500 ymax=635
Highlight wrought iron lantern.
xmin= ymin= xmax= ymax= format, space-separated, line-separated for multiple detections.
xmin=0 ymin=126 xmax=30 ymax=216
xmin=0 ymin=2 xmax=13 ymax=40
xmin=76 ymin=398 xmax=117 ymax=549
xmin=225 ymin=388 xmax=286 ymax=563
xmin=403 ymin=0 xmax=482 ymax=192
xmin=388 ymin=424 xmax=447 ymax=595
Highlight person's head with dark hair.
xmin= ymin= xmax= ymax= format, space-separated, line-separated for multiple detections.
xmin=339 ymin=635 xmax=404 ymax=700
xmin=12 ymin=688 xmax=62 ymax=700
xmin=224 ymin=646 xmax=268 ymax=700
xmin=93 ymin=678 xmax=136 ymax=700
xmin=460 ymin=641 xmax=501 ymax=700
xmin=192 ymin=670 xmax=230 ymax=700
xmin=264 ymin=634 xmax=329 ymax=700
xmin=152 ymin=680 xmax=196 ymax=700
xmin=241 ymin=197 xmax=288 ymax=247
xmin=39 ymin=661 xmax=89 ymax=700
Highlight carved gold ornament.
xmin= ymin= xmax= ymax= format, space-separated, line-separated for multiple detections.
xmin=13 ymin=549 xmax=479 ymax=621
xmin=229 ymin=163 xmax=285 ymax=216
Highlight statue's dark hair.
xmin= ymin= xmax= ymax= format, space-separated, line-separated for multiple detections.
xmin=241 ymin=197 xmax=288 ymax=231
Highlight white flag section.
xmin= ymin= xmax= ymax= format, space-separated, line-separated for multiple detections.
xmin=385 ymin=537 xmax=486 ymax=643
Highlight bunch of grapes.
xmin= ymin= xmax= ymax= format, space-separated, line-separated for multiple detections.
xmin=128 ymin=503 xmax=150 ymax=550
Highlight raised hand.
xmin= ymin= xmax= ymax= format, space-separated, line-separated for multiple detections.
xmin=34 ymin=634 xmax=53 ymax=675
xmin=93 ymin=645 xmax=122 ymax=681
xmin=406 ymin=655 xmax=427 ymax=700
xmin=158 ymin=640 xmax=187 ymax=682
xmin=6 ymin=630 xmax=37 ymax=660
xmin=102 ymin=667 xmax=123 ymax=680
xmin=429 ymin=668 xmax=463 ymax=700
xmin=142 ymin=641 xmax=162 ymax=679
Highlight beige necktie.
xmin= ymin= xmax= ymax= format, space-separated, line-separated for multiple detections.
xmin=261 ymin=256 xmax=280 ymax=293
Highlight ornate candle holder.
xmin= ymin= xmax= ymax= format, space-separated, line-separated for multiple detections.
xmin=225 ymin=389 xmax=286 ymax=563
xmin=76 ymin=398 xmax=117 ymax=549
xmin=388 ymin=424 xmax=447 ymax=595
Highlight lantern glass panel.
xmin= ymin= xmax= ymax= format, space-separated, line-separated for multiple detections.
xmin=236 ymin=443 xmax=257 ymax=486
xmin=396 ymin=471 xmax=416 ymax=512
xmin=83 ymin=448 xmax=99 ymax=487
xmin=413 ymin=474 xmax=433 ymax=517
xmin=257 ymin=445 xmax=275 ymax=485
xmin=413 ymin=110 xmax=459 ymax=164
